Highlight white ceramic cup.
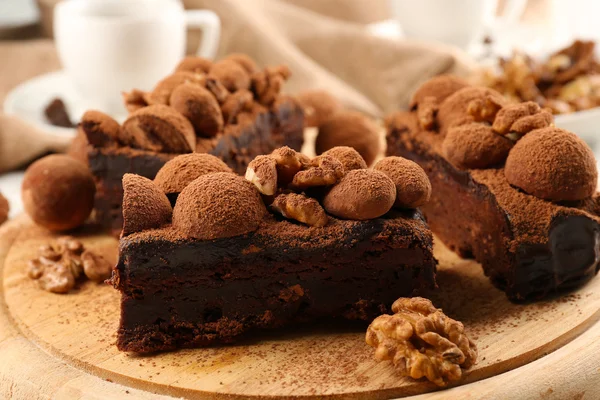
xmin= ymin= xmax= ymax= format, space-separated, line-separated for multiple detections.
xmin=390 ymin=0 xmax=526 ymax=49
xmin=54 ymin=0 xmax=220 ymax=115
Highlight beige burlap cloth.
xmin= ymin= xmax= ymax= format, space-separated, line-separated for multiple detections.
xmin=0 ymin=0 xmax=475 ymax=173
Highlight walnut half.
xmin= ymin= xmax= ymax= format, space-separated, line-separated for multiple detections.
xmin=365 ymin=297 xmax=477 ymax=387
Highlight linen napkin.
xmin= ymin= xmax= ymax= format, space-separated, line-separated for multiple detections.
xmin=0 ymin=0 xmax=476 ymax=173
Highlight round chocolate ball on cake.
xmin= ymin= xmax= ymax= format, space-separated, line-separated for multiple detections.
xmin=173 ymin=173 xmax=266 ymax=240
xmin=315 ymin=111 xmax=381 ymax=166
xmin=505 ymin=127 xmax=598 ymax=201
xmin=373 ymin=156 xmax=432 ymax=208
xmin=22 ymin=155 xmax=96 ymax=231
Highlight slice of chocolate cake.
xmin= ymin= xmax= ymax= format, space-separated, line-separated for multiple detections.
xmin=71 ymin=55 xmax=304 ymax=235
xmin=112 ymin=147 xmax=437 ymax=353
xmin=386 ymin=76 xmax=600 ymax=300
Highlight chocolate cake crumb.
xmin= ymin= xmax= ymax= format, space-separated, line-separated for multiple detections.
xmin=173 ymin=172 xmax=266 ymax=240
xmin=505 ymin=127 xmax=597 ymax=201
xmin=154 ymin=153 xmax=233 ymax=196
xmin=323 ymin=169 xmax=396 ymax=220
xmin=122 ymin=174 xmax=172 ymax=236
xmin=373 ymin=156 xmax=431 ymax=208
xmin=44 ymin=98 xmax=76 ymax=128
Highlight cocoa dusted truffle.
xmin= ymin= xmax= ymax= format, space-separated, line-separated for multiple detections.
xmin=437 ymin=87 xmax=508 ymax=135
xmin=323 ymin=169 xmax=396 ymax=220
xmin=209 ymin=59 xmax=251 ymax=92
xmin=315 ymin=111 xmax=381 ymax=166
xmin=147 ymin=71 xmax=206 ymax=106
xmin=169 ymin=82 xmax=224 ymax=137
xmin=322 ymin=146 xmax=367 ymax=171
xmin=79 ymin=110 xmax=121 ymax=147
xmin=297 ymin=90 xmax=342 ymax=127
xmin=225 ymin=53 xmax=259 ymax=74
xmin=410 ymin=75 xmax=470 ymax=109
xmin=175 ymin=56 xmax=213 ymax=74
xmin=505 ymin=127 xmax=598 ymax=201
xmin=173 ymin=172 xmax=267 ymax=240
xmin=122 ymin=174 xmax=172 ymax=236
xmin=442 ymin=123 xmax=513 ymax=169
xmin=0 ymin=192 xmax=8 ymax=225
xmin=155 ymin=153 xmax=233 ymax=197
xmin=122 ymin=104 xmax=196 ymax=153
xmin=373 ymin=156 xmax=432 ymax=208
xmin=22 ymin=155 xmax=95 ymax=231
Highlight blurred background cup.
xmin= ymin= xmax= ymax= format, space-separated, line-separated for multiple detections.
xmin=53 ymin=0 xmax=220 ymax=115
xmin=389 ymin=0 xmax=526 ymax=49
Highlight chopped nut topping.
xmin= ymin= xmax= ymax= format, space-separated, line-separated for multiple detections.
xmin=366 ymin=297 xmax=477 ymax=387
xmin=245 ymin=155 xmax=278 ymax=195
xmin=467 ymin=95 xmax=504 ymax=124
xmin=27 ymin=237 xmax=113 ymax=294
xmin=290 ymin=155 xmax=344 ymax=190
xmin=416 ymin=96 xmax=438 ymax=130
xmin=221 ymin=90 xmax=254 ymax=124
xmin=271 ymin=146 xmax=306 ymax=185
xmin=271 ymin=192 xmax=328 ymax=227
xmin=252 ymin=65 xmax=291 ymax=106
xmin=492 ymin=101 xmax=553 ymax=138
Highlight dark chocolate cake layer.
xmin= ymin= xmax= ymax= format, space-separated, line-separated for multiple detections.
xmin=88 ymin=99 xmax=304 ymax=235
xmin=113 ymin=210 xmax=436 ymax=353
xmin=387 ymin=112 xmax=600 ymax=300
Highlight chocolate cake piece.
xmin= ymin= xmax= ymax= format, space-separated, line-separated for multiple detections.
xmin=86 ymin=99 xmax=303 ymax=235
xmin=72 ymin=54 xmax=304 ymax=236
xmin=112 ymin=147 xmax=437 ymax=352
xmin=386 ymin=79 xmax=600 ymax=300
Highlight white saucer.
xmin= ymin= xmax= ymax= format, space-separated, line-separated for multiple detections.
xmin=3 ymin=71 xmax=83 ymax=138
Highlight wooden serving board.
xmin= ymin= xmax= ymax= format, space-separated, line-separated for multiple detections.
xmin=2 ymin=215 xmax=600 ymax=400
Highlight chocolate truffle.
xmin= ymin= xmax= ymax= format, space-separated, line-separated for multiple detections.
xmin=409 ymin=75 xmax=469 ymax=109
xmin=22 ymin=155 xmax=95 ymax=231
xmin=225 ymin=53 xmax=259 ymax=74
xmin=122 ymin=174 xmax=172 ymax=236
xmin=373 ymin=156 xmax=432 ymax=208
xmin=322 ymin=146 xmax=367 ymax=171
xmin=175 ymin=56 xmax=213 ymax=74
xmin=442 ymin=123 xmax=513 ymax=169
xmin=315 ymin=111 xmax=381 ymax=166
xmin=122 ymin=104 xmax=196 ymax=153
xmin=297 ymin=90 xmax=342 ymax=127
xmin=170 ymin=83 xmax=224 ymax=137
xmin=437 ymin=87 xmax=508 ymax=135
xmin=0 ymin=192 xmax=8 ymax=225
xmin=505 ymin=127 xmax=598 ymax=201
xmin=323 ymin=169 xmax=396 ymax=220
xmin=173 ymin=173 xmax=267 ymax=240
xmin=147 ymin=71 xmax=206 ymax=106
xmin=155 ymin=153 xmax=232 ymax=196
xmin=79 ymin=110 xmax=122 ymax=147
xmin=209 ymin=59 xmax=251 ymax=92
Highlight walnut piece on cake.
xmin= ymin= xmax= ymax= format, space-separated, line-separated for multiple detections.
xmin=366 ymin=297 xmax=477 ymax=387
